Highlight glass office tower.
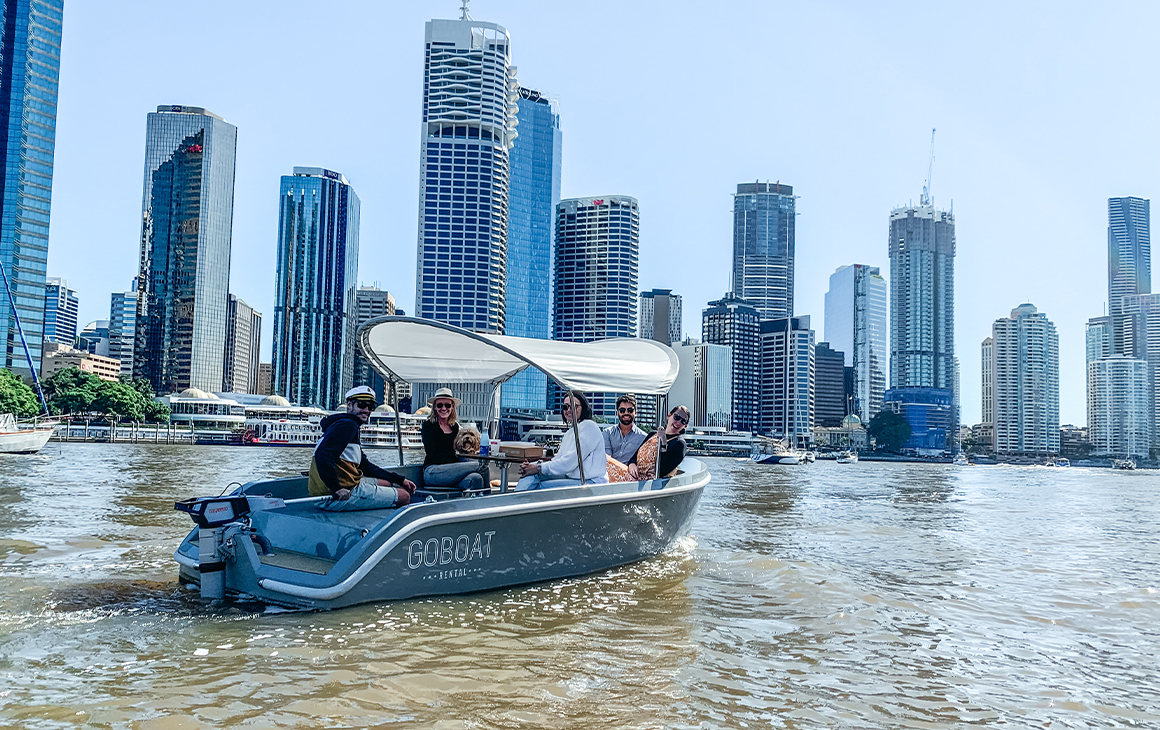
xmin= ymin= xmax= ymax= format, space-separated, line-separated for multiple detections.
xmin=1108 ymin=197 xmax=1150 ymax=317
xmin=414 ymin=15 xmax=518 ymax=333
xmin=732 ymin=182 xmax=795 ymax=320
xmin=552 ymin=195 xmax=639 ymax=419
xmin=134 ymin=105 xmax=237 ymax=394
xmin=223 ymin=294 xmax=260 ymax=394
xmin=760 ymin=316 xmax=814 ymax=447
xmin=43 ymin=277 xmax=77 ymax=344
xmin=108 ymin=281 xmax=138 ymax=377
xmin=272 ymin=167 xmax=360 ymax=409
xmin=824 ymin=263 xmax=887 ymax=421
xmin=501 ymin=86 xmax=561 ymax=413
xmin=0 ymin=0 xmax=63 ymax=376
xmin=702 ymin=292 xmax=761 ymax=433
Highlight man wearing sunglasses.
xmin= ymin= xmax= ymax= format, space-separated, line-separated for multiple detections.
xmin=603 ymin=394 xmax=647 ymax=462
xmin=308 ymin=386 xmax=417 ymax=510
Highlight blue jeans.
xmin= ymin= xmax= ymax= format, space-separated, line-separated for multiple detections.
xmin=514 ymin=474 xmax=588 ymax=491
xmin=320 ymin=478 xmax=404 ymax=511
xmin=423 ymin=460 xmax=485 ymax=492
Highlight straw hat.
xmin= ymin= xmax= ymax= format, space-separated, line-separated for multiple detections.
xmin=426 ymin=387 xmax=461 ymax=408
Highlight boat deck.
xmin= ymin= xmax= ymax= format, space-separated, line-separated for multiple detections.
xmin=259 ymin=550 xmax=336 ymax=575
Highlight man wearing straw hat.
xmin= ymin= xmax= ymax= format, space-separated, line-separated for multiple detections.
xmin=309 ymin=386 xmax=417 ymax=510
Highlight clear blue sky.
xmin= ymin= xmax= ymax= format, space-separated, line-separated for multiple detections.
xmin=48 ymin=1 xmax=1160 ymax=426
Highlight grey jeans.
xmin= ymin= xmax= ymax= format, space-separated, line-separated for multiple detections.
xmin=423 ymin=460 xmax=486 ymax=492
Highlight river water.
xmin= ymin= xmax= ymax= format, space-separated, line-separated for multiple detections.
xmin=1 ymin=443 xmax=1157 ymax=728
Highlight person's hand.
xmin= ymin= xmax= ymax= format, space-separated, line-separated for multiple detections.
xmin=628 ymin=463 xmax=639 ymax=479
xmin=402 ymin=478 xmax=417 ymax=494
xmin=519 ymin=460 xmax=540 ymax=477
xmin=334 ymin=488 xmax=352 ymax=500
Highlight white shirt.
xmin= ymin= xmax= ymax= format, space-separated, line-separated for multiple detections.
xmin=541 ymin=419 xmax=609 ymax=483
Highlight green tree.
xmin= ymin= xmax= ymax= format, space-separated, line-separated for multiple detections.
xmin=0 ymin=368 xmax=41 ymax=418
xmin=868 ymin=410 xmax=912 ymax=453
xmin=124 ymin=376 xmax=170 ymax=423
xmin=95 ymin=380 xmax=145 ymax=422
xmin=43 ymin=367 xmax=103 ymax=415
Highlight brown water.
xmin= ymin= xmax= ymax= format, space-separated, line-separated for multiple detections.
xmin=1 ymin=443 xmax=1158 ymax=728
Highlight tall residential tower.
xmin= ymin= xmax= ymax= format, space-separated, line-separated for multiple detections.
xmin=989 ymin=303 xmax=1059 ymax=456
xmin=823 ymin=264 xmax=887 ymax=422
xmin=732 ymin=182 xmax=795 ymax=320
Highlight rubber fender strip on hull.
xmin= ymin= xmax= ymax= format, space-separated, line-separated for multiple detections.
xmin=258 ymin=470 xmax=710 ymax=601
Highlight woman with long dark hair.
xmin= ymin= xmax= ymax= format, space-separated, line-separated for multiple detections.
xmin=515 ymin=391 xmax=608 ymax=491
xmin=607 ymin=404 xmax=690 ymax=481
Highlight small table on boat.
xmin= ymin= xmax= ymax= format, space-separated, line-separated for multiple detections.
xmin=457 ymin=452 xmax=536 ymax=493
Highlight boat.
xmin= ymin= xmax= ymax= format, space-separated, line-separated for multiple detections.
xmin=172 ymin=316 xmax=710 ymax=610
xmin=836 ymin=451 xmax=858 ymax=464
xmin=1054 ymin=458 xmax=1070 ymax=468
xmin=1113 ymin=458 xmax=1136 ymax=470
xmin=750 ymin=437 xmax=799 ymax=465
xmin=0 ymin=414 xmax=54 ymax=454
xmin=952 ymin=453 xmax=970 ymax=466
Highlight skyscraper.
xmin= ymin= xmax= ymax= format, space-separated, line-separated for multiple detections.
xmin=640 ymin=288 xmax=682 ymax=346
xmin=108 ymin=280 xmax=138 ymax=377
xmin=272 ymin=167 xmax=360 ymax=409
xmin=702 ymin=292 xmax=760 ymax=433
xmin=760 ymin=316 xmax=814 ymax=447
xmin=823 ymin=264 xmax=888 ymax=421
xmin=980 ymin=336 xmax=994 ymax=426
xmin=552 ymin=195 xmax=639 ymax=418
xmin=732 ymin=182 xmax=795 ymax=320
xmin=134 ymin=105 xmax=237 ymax=394
xmin=1088 ymin=356 xmax=1151 ymax=459
xmin=669 ymin=339 xmax=732 ymax=429
xmin=989 ymin=303 xmax=1059 ymax=456
xmin=414 ymin=13 xmax=517 ymax=334
xmin=352 ymin=286 xmax=396 ymax=403
xmin=1108 ymin=197 xmax=1150 ymax=319
xmin=501 ymin=86 xmax=561 ymax=414
xmin=813 ymin=342 xmax=847 ymax=428
xmin=888 ymin=202 xmax=958 ymax=443
xmin=223 ymin=294 xmax=260 ymax=394
xmin=0 ymin=0 xmax=63 ymax=376
xmin=1117 ymin=293 xmax=1160 ymax=448
xmin=43 ymin=278 xmax=78 ymax=345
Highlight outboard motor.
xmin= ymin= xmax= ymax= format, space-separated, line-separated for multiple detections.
xmin=175 ymin=495 xmax=252 ymax=601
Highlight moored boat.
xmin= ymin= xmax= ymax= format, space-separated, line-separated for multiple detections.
xmin=1113 ymin=458 xmax=1136 ymax=470
xmin=836 ymin=451 xmax=858 ymax=464
xmin=0 ymin=414 xmax=54 ymax=454
xmin=750 ymin=437 xmax=800 ymax=465
xmin=172 ymin=317 xmax=709 ymax=609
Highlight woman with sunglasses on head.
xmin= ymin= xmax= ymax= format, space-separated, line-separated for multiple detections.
xmin=608 ymin=405 xmax=691 ymax=482
xmin=515 ymin=391 xmax=608 ymax=491
xmin=421 ymin=388 xmax=486 ymax=493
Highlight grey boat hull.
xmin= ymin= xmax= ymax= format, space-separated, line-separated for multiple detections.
xmin=174 ymin=458 xmax=709 ymax=610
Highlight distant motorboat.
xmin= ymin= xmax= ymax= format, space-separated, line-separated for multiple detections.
xmin=1113 ymin=459 xmax=1136 ymax=470
xmin=952 ymin=453 xmax=970 ymax=466
xmin=1055 ymin=458 xmax=1070 ymax=468
xmin=836 ymin=451 xmax=858 ymax=464
xmin=0 ymin=414 xmax=54 ymax=454
xmin=750 ymin=438 xmax=800 ymax=465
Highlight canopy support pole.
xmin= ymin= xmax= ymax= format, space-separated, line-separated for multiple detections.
xmin=390 ymin=380 xmax=404 ymax=466
xmin=569 ymin=390 xmax=586 ymax=484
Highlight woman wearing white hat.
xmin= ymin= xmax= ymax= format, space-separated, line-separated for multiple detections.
xmin=420 ymin=388 xmax=486 ymax=493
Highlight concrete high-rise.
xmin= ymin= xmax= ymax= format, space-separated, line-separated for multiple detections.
xmin=223 ymin=294 xmax=261 ymax=394
xmin=980 ymin=336 xmax=994 ymax=426
xmin=669 ymin=339 xmax=732 ymax=429
xmin=1117 ymin=293 xmax=1160 ymax=448
xmin=352 ymin=286 xmax=395 ymax=403
xmin=43 ymin=278 xmax=78 ymax=345
xmin=108 ymin=280 xmax=138 ymax=378
xmin=640 ymin=289 xmax=682 ymax=346
xmin=989 ymin=303 xmax=1059 ymax=456
xmin=1088 ymin=356 xmax=1151 ymax=459
xmin=702 ymin=292 xmax=760 ymax=433
xmin=760 ymin=316 xmax=814 ymax=447
xmin=823 ymin=264 xmax=887 ymax=421
xmin=414 ymin=12 xmax=517 ymax=334
xmin=134 ymin=106 xmax=237 ymax=394
xmin=501 ymin=86 xmax=561 ymax=414
xmin=1108 ymin=197 xmax=1150 ymax=318
xmin=272 ymin=167 xmax=360 ymax=409
xmin=732 ymin=182 xmax=795 ymax=320
xmin=551 ymin=195 xmax=639 ymax=419
xmin=0 ymin=1 xmax=63 ymax=376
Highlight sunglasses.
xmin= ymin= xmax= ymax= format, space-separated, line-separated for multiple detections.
xmin=671 ymin=412 xmax=688 ymax=424
xmin=434 ymin=402 xmax=454 ymax=410
xmin=618 ymin=407 xmax=635 ymax=414
xmin=351 ymin=399 xmax=375 ymax=410
xmin=562 ymin=403 xmax=574 ymax=412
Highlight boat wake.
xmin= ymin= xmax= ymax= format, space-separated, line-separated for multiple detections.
xmin=44 ymin=579 xmax=256 ymax=618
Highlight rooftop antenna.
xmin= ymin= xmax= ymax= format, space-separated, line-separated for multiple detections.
xmin=460 ymin=0 xmax=472 ymax=20
xmin=921 ymin=128 xmax=936 ymax=206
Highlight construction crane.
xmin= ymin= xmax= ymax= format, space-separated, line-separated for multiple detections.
xmin=921 ymin=128 xmax=936 ymax=206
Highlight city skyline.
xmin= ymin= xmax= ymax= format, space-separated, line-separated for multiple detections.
xmin=39 ymin=1 xmax=1160 ymax=426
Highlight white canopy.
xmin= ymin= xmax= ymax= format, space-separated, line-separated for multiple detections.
xmin=359 ymin=317 xmax=679 ymax=394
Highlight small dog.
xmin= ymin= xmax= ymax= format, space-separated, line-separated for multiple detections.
xmin=454 ymin=427 xmax=481 ymax=455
